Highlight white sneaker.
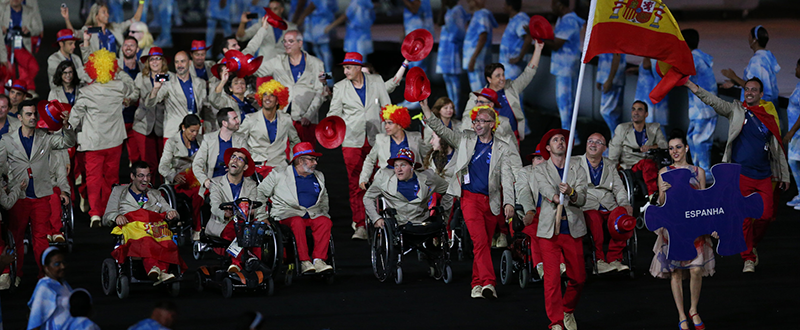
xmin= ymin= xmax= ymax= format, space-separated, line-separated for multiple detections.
xmin=560 ymin=263 xmax=566 ymax=275
xmin=192 ymin=231 xmax=201 ymax=241
xmin=148 ymin=266 xmax=161 ymax=281
xmin=313 ymin=259 xmax=333 ymax=273
xmin=787 ymin=195 xmax=800 ymax=207
xmin=300 ymin=261 xmax=315 ymax=274
xmin=228 ymin=264 xmax=241 ymax=273
xmin=564 ymin=312 xmax=577 ymax=330
xmin=0 ymin=273 xmax=10 ymax=290
xmin=471 ymin=285 xmax=483 ymax=298
xmin=90 ymin=215 xmax=102 ymax=228
xmin=610 ymin=260 xmax=629 ymax=271
xmin=80 ymin=196 xmax=90 ymax=213
xmin=536 ymin=263 xmax=544 ymax=278
xmin=351 ymin=226 xmax=368 ymax=240
xmin=51 ymin=234 xmax=66 ymax=243
xmin=154 ymin=272 xmax=175 ymax=286
xmin=14 ymin=277 xmax=20 ymax=288
xmin=551 ymin=325 xmax=564 ymax=330
xmin=481 ymin=284 xmax=497 ymax=300
xmin=596 ymin=260 xmax=615 ymax=274
xmin=495 ymin=233 xmax=508 ymax=248
xmin=743 ymin=260 xmax=755 ymax=273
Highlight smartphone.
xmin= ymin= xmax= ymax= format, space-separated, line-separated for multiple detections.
xmin=322 ymin=72 xmax=333 ymax=80
xmin=155 ymin=73 xmax=170 ymax=82
xmin=246 ymin=13 xmax=258 ymax=19
xmin=87 ymin=27 xmax=102 ymax=34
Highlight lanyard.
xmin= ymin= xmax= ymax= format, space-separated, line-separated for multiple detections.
xmin=472 ymin=140 xmax=493 ymax=163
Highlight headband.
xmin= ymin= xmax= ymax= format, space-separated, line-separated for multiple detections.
xmin=754 ymin=25 xmax=763 ymax=40
xmin=42 ymin=246 xmax=59 ymax=266
xmin=250 ymin=311 xmax=263 ymax=329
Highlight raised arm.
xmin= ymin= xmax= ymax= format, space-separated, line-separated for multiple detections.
xmin=510 ymin=41 xmax=544 ymax=92
xmin=421 ymin=98 xmax=461 ymax=148
xmin=324 ymin=14 xmax=347 ymax=34
xmin=684 ymin=80 xmax=735 ymax=118
xmin=385 ymin=60 xmax=410 ymax=93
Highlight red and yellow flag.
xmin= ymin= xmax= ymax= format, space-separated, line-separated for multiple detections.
xmin=583 ymin=0 xmax=695 ymax=103
xmin=110 ymin=209 xmax=187 ymax=271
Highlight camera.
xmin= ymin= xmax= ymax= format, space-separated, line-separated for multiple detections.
xmin=246 ymin=13 xmax=258 ymax=19
xmin=155 ymin=74 xmax=170 ymax=82
xmin=322 ymin=72 xmax=333 ymax=80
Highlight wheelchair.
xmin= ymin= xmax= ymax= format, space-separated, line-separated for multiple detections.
xmin=618 ymin=148 xmax=673 ymax=228
xmin=48 ymin=200 xmax=75 ymax=253
xmin=582 ymin=219 xmax=639 ymax=279
xmin=371 ymin=207 xmax=453 ymax=285
xmin=100 ymin=218 xmax=185 ymax=299
xmin=275 ymin=222 xmax=336 ymax=286
xmin=195 ymin=198 xmax=279 ymax=298
xmin=158 ymin=184 xmax=196 ymax=247
xmin=0 ymin=227 xmax=18 ymax=292
xmin=449 ymin=199 xmax=473 ymax=261
xmin=499 ymin=206 xmax=542 ymax=289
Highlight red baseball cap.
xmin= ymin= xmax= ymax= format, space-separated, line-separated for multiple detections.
xmin=387 ymin=148 xmax=422 ymax=169
xmin=56 ymin=29 xmax=79 ymax=42
xmin=401 ymin=29 xmax=434 ymax=62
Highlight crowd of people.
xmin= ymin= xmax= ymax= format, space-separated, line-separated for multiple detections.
xmin=0 ymin=0 xmax=798 ymax=329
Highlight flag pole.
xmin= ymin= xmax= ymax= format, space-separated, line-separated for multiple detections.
xmin=556 ymin=0 xmax=598 ymax=220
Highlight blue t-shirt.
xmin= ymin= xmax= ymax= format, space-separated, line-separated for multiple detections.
xmin=214 ymin=136 xmax=233 ymax=177
xmin=496 ymin=90 xmax=516 ymax=133
xmin=294 ymin=167 xmax=321 ymax=217
xmin=387 ymin=135 xmax=409 ymax=169
xmin=732 ymin=110 xmax=772 ymax=179
xmin=463 ymin=139 xmax=492 ymax=195
xmin=179 ymin=77 xmax=196 ymax=114
xmin=230 ymin=180 xmax=243 ymax=200
xmin=634 ymin=127 xmax=648 ymax=147
xmin=264 ymin=115 xmax=278 ymax=143
xmin=10 ymin=7 xmax=22 ymax=29
xmin=290 ymin=53 xmax=306 ymax=83
xmin=0 ymin=118 xmax=10 ymax=138
xmin=128 ymin=188 xmax=148 ymax=208
xmin=354 ymin=83 xmax=367 ymax=106
xmin=19 ymin=129 xmax=35 ymax=198
xmin=555 ymin=165 xmax=570 ymax=235
xmin=195 ymin=67 xmax=208 ymax=81
xmin=128 ymin=318 xmax=169 ymax=330
xmin=232 ymin=95 xmax=256 ymax=120
xmin=97 ymin=28 xmax=117 ymax=53
xmin=397 ymin=173 xmax=419 ymax=202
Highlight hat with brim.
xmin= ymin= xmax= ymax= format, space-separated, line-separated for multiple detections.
xmin=401 ymin=29 xmax=434 ymax=62
xmin=528 ymin=15 xmax=554 ymax=41
xmin=404 ymin=67 xmax=431 ymax=103
xmin=140 ymin=47 xmax=167 ymax=64
xmin=608 ymin=213 xmax=636 ymax=241
xmin=264 ymin=7 xmax=288 ymax=30
xmin=316 ymin=116 xmax=346 ymax=149
xmin=338 ymin=52 xmax=365 ymax=66
xmin=387 ymin=148 xmax=422 ymax=169
xmin=290 ymin=142 xmax=322 ymax=162
xmin=537 ymin=128 xmax=570 ymax=160
xmin=6 ymin=79 xmax=32 ymax=98
xmin=525 ymin=147 xmax=545 ymax=163
xmin=224 ymin=147 xmax=256 ymax=178
xmin=472 ymin=88 xmax=499 ymax=107
xmin=36 ymin=100 xmax=71 ymax=131
xmin=190 ymin=40 xmax=211 ymax=52
xmin=55 ymin=29 xmax=79 ymax=43
xmin=237 ymin=54 xmax=263 ymax=78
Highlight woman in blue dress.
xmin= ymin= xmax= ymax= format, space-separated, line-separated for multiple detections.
xmin=27 ymin=247 xmax=72 ymax=330
xmin=324 ymin=0 xmax=375 ymax=62
xmin=435 ymin=0 xmax=470 ymax=114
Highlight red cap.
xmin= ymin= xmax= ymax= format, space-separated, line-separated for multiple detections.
xmin=264 ymin=7 xmax=288 ymax=30
xmin=56 ymin=29 xmax=79 ymax=42
xmin=401 ymin=29 xmax=434 ymax=62
xmin=224 ymin=147 xmax=256 ymax=178
xmin=472 ymin=88 xmax=499 ymax=107
xmin=537 ymin=128 xmax=570 ymax=160
xmin=36 ymin=100 xmax=71 ymax=132
xmin=528 ymin=15 xmax=555 ymax=41
xmin=190 ymin=40 xmax=210 ymax=51
xmin=6 ymin=79 xmax=32 ymax=97
xmin=140 ymin=47 xmax=166 ymax=64
xmin=404 ymin=67 xmax=431 ymax=103
xmin=316 ymin=116 xmax=346 ymax=149
xmin=290 ymin=142 xmax=322 ymax=162
xmin=338 ymin=52 xmax=365 ymax=66
xmin=608 ymin=213 xmax=636 ymax=241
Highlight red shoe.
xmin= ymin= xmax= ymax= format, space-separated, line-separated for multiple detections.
xmin=690 ymin=313 xmax=705 ymax=330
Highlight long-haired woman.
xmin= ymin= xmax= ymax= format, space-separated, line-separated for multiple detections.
xmin=159 ymin=114 xmax=205 ymax=240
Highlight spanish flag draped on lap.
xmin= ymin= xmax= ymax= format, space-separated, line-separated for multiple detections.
xmin=111 ymin=209 xmax=187 ymax=271
xmin=583 ymin=0 xmax=696 ymax=104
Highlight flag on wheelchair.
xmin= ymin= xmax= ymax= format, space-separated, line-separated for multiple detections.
xmin=110 ymin=209 xmax=187 ymax=271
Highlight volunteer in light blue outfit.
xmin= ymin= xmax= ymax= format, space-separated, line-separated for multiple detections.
xmin=404 ymin=0 xmax=435 ymax=70
xmin=344 ymin=0 xmax=375 ymax=62
xmin=435 ymin=0 xmax=470 ymax=115
xmin=150 ymin=0 xmax=174 ymax=48
xmin=299 ymin=0 xmax=335 ymax=75
xmin=634 ymin=57 xmax=669 ymax=127
xmin=545 ymin=0 xmax=585 ymax=131
xmin=499 ymin=0 xmax=530 ymax=81
xmin=463 ymin=0 xmax=498 ymax=92
xmin=784 ymin=58 xmax=800 ymax=209
xmin=27 ymin=247 xmax=72 ymax=330
xmin=683 ymin=29 xmax=718 ymax=178
xmin=721 ymin=25 xmax=780 ymax=104
xmin=108 ymin=0 xmax=124 ymax=23
xmin=596 ymin=53 xmax=627 ymax=134
xmin=206 ymin=0 xmax=233 ymax=58
xmin=246 ymin=0 xmax=270 ymax=28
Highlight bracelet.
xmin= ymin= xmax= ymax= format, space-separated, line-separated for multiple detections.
xmin=569 ymin=188 xmax=575 ymax=197
xmin=402 ymin=62 xmax=409 ymax=69
xmin=139 ymin=0 xmax=145 ymax=4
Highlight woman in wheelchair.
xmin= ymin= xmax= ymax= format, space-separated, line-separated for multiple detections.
xmin=159 ymin=114 xmax=205 ymax=241
xmin=256 ymin=142 xmax=333 ymax=274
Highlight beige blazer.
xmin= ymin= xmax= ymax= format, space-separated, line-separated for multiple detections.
xmin=515 ymin=164 xmax=541 ymax=213
xmin=68 ymin=79 xmax=133 ymax=151
xmin=257 ymin=165 xmax=330 ymax=220
xmin=239 ymin=22 xmax=298 ymax=61
xmin=207 ymin=91 xmax=255 ymax=119
xmin=458 ymin=116 xmax=523 ymax=180
xmin=255 ymin=51 xmax=325 ymax=123
xmin=0 ymin=116 xmax=20 ymax=138
xmin=0 ymin=3 xmax=42 ymax=53
xmin=575 ymin=155 xmax=629 ymax=211
xmin=359 ymin=131 xmax=429 ymax=184
xmin=423 ymin=118 xmax=461 ymax=147
xmin=239 ymin=111 xmax=300 ymax=165
xmin=47 ymin=86 xmax=80 ymax=105
xmin=424 ymin=116 xmax=515 ymax=215
xmin=102 ymin=184 xmax=176 ymax=227
xmin=694 ymin=87 xmax=790 ymax=183
xmin=533 ymin=158 xmax=588 ymax=239
xmin=79 ymin=20 xmax=133 ymax=62
xmin=50 ymin=146 xmax=70 ymax=194
xmin=191 ymin=130 xmax=248 ymax=196
xmin=145 ymin=73 xmax=208 ymax=138
xmin=608 ymin=122 xmax=668 ymax=169
xmin=363 ymin=168 xmax=448 ymax=226
xmin=0 ymin=176 xmax=24 ymax=210
xmin=327 ymin=73 xmax=391 ymax=148
xmin=47 ymin=51 xmax=92 ymax=88
xmin=131 ymin=73 xmax=166 ymax=136
xmin=0 ymin=127 xmax=76 ymax=199
xmin=460 ymin=64 xmax=538 ymax=134
xmin=189 ymin=60 xmax=217 ymax=81
xmin=159 ymin=132 xmax=205 ymax=184
xmin=206 ymin=175 xmax=263 ymax=237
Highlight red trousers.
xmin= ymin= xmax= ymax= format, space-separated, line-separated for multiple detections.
xmin=218 ymin=221 xmax=262 ymax=268
xmin=342 ymin=139 xmax=371 ymax=227
xmin=125 ymin=123 xmax=140 ymax=164
xmin=8 ymin=47 xmax=39 ymax=91
xmin=85 ymin=145 xmax=123 ymax=217
xmin=48 ymin=188 xmax=64 ymax=236
xmin=583 ymin=207 xmax=629 ymax=262
xmin=130 ymin=131 xmax=163 ymax=181
xmin=461 ymin=190 xmax=503 ymax=287
xmin=143 ymin=258 xmax=169 ymax=273
xmin=72 ymin=151 xmax=87 ymax=202
xmin=9 ymin=198 xmax=51 ymax=277
xmin=293 ymin=121 xmax=318 ymax=148
xmin=175 ymin=184 xmax=204 ymax=232
xmin=631 ymin=158 xmax=659 ymax=195
xmin=738 ymin=175 xmax=775 ymax=262
xmin=283 ymin=216 xmax=332 ymax=261
xmin=508 ymin=210 xmax=543 ymax=266
xmin=540 ymin=233 xmax=585 ymax=328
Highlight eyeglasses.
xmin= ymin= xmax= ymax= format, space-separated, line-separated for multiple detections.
xmin=302 ymin=157 xmax=318 ymax=163
xmin=135 ymin=173 xmax=151 ymax=179
xmin=230 ymin=155 xmax=246 ymax=163
xmin=586 ymin=140 xmax=605 ymax=146
xmin=472 ymin=119 xmax=493 ymax=124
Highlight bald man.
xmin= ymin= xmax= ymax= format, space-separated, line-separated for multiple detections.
xmin=147 ymin=51 xmax=208 ymax=146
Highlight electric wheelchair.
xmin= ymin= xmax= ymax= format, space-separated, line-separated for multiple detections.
xmin=499 ymin=205 xmax=541 ymax=288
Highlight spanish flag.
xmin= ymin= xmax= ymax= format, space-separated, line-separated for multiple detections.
xmin=583 ymin=0 xmax=695 ymax=103
xmin=110 ymin=209 xmax=187 ymax=271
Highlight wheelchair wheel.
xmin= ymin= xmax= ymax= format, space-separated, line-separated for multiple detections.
xmin=327 ymin=236 xmax=336 ymax=273
xmin=62 ymin=202 xmax=75 ymax=253
xmin=261 ymin=223 xmax=283 ymax=273
xmin=266 ymin=277 xmax=274 ymax=296
xmin=116 ymin=275 xmax=130 ymax=299
xmin=500 ymin=250 xmax=513 ymax=285
xmin=371 ymin=225 xmax=395 ymax=282
xmin=195 ymin=272 xmax=204 ymax=292
xmin=442 ymin=265 xmax=453 ymax=284
xmin=158 ymin=184 xmax=178 ymax=210
xmin=221 ymin=277 xmax=233 ymax=298
xmin=3 ymin=229 xmax=17 ymax=292
xmin=192 ymin=241 xmax=204 ymax=260
xmin=519 ymin=267 xmax=531 ymax=289
xmin=168 ymin=281 xmax=180 ymax=297
xmin=101 ymin=258 xmax=117 ymax=296
xmin=394 ymin=266 xmax=403 ymax=285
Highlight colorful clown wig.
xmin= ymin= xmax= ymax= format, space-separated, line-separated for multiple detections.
xmin=85 ymin=49 xmax=118 ymax=84
xmin=469 ymin=105 xmax=501 ymax=132
xmin=380 ymin=104 xmax=411 ymax=129
xmin=256 ymin=78 xmax=290 ymax=109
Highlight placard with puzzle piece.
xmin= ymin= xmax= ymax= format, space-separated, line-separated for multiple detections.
xmin=644 ymin=163 xmax=762 ymax=261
